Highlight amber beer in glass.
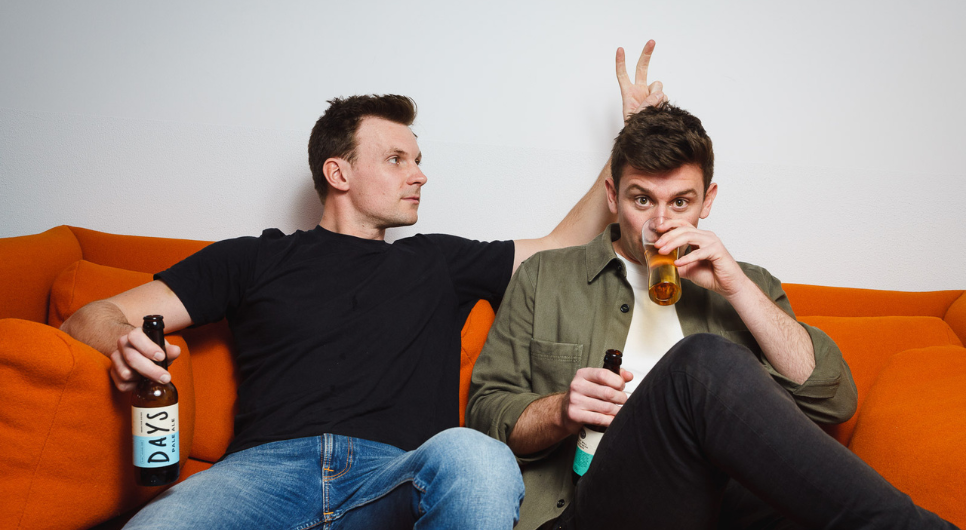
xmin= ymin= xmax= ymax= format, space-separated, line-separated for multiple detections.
xmin=132 ymin=315 xmax=180 ymax=486
xmin=642 ymin=217 xmax=681 ymax=305
xmin=644 ymin=243 xmax=681 ymax=305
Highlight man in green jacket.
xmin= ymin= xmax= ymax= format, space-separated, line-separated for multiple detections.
xmin=468 ymin=104 xmax=958 ymax=529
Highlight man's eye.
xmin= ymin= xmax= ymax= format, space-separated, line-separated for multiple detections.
xmin=673 ymin=199 xmax=688 ymax=208
xmin=635 ymin=197 xmax=650 ymax=206
xmin=388 ymin=156 xmax=399 ymax=164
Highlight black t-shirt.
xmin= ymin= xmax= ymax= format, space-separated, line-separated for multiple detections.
xmin=155 ymin=226 xmax=514 ymax=453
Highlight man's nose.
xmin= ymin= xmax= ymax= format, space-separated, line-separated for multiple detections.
xmin=411 ymin=166 xmax=427 ymax=186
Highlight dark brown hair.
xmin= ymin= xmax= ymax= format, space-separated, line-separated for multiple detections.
xmin=308 ymin=94 xmax=417 ymax=202
xmin=611 ymin=103 xmax=714 ymax=192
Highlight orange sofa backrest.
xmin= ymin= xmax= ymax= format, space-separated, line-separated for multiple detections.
xmin=68 ymin=226 xmax=212 ymax=274
xmin=0 ymin=226 xmax=82 ymax=322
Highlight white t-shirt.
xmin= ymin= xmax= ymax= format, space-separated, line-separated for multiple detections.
xmin=616 ymin=254 xmax=685 ymax=396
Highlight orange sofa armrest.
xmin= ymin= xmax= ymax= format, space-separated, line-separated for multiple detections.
xmin=0 ymin=319 xmax=195 ymax=530
xmin=848 ymin=346 xmax=966 ymax=528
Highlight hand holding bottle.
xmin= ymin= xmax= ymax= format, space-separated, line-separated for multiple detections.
xmin=110 ymin=326 xmax=181 ymax=392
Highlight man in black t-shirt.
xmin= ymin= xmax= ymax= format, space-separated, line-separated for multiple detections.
xmin=61 ymin=42 xmax=669 ymax=529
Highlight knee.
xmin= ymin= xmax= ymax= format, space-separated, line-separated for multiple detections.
xmin=664 ymin=334 xmax=761 ymax=377
xmin=424 ymin=428 xmax=523 ymax=497
xmin=428 ymin=428 xmax=519 ymax=477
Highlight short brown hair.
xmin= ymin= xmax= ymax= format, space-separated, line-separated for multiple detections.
xmin=611 ymin=104 xmax=714 ymax=192
xmin=308 ymin=94 xmax=417 ymax=203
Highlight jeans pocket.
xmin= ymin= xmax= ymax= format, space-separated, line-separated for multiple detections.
xmin=530 ymin=339 xmax=583 ymax=395
xmin=322 ymin=435 xmax=353 ymax=482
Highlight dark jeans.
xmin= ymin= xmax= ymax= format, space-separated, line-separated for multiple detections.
xmin=556 ymin=334 xmax=957 ymax=530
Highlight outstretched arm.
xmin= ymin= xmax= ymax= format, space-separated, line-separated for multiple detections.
xmin=511 ymin=41 xmax=666 ymax=272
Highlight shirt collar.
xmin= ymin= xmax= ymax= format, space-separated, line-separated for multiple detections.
xmin=586 ymin=223 xmax=624 ymax=282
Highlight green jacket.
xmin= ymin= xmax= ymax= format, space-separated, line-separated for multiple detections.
xmin=467 ymin=224 xmax=858 ymax=530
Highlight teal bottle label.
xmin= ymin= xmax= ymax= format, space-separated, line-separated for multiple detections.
xmin=132 ymin=404 xmax=179 ymax=468
xmin=572 ymin=426 xmax=604 ymax=477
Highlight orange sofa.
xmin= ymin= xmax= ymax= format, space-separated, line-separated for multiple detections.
xmin=1 ymin=226 xmax=964 ymax=529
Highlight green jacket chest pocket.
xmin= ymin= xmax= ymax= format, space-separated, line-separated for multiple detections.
xmin=529 ymin=339 xmax=583 ymax=395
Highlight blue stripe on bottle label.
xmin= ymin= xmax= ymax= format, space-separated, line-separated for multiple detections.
xmin=133 ymin=432 xmax=179 ymax=468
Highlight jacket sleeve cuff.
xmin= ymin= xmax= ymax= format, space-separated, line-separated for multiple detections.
xmin=762 ymin=323 xmax=858 ymax=423
xmin=482 ymin=391 xmax=569 ymax=464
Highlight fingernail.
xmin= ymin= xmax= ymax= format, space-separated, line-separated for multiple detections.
xmin=160 ymin=374 xmax=171 ymax=384
xmin=155 ymin=352 xmax=165 ymax=361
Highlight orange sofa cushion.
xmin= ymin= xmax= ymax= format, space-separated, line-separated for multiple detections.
xmin=459 ymin=300 xmax=496 ymax=426
xmin=180 ymin=321 xmax=238 ymax=463
xmin=0 ymin=319 xmax=194 ymax=530
xmin=799 ymin=315 xmax=962 ymax=445
xmin=48 ymin=260 xmax=158 ymax=329
xmin=849 ymin=346 xmax=966 ymax=528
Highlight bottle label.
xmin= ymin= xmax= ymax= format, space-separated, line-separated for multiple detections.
xmin=132 ymin=404 xmax=179 ymax=468
xmin=572 ymin=426 xmax=604 ymax=477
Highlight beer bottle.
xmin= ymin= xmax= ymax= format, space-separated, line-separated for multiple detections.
xmin=132 ymin=315 xmax=180 ymax=486
xmin=572 ymin=349 xmax=623 ymax=484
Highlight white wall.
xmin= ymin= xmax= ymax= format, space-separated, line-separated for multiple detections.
xmin=2 ymin=0 xmax=964 ymax=291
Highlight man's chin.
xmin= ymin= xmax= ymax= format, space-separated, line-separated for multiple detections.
xmin=613 ymin=240 xmax=644 ymax=265
xmin=382 ymin=216 xmax=419 ymax=229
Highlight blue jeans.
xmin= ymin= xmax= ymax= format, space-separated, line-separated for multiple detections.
xmin=125 ymin=428 xmax=524 ymax=530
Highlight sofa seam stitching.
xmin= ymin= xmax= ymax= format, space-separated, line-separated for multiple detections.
xmin=16 ymin=330 xmax=79 ymax=529
xmin=64 ymin=262 xmax=80 ymax=326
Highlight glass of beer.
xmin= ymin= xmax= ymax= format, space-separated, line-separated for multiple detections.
xmin=642 ymin=217 xmax=681 ymax=305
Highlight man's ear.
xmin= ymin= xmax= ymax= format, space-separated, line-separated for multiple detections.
xmin=699 ymin=182 xmax=718 ymax=219
xmin=605 ymin=177 xmax=619 ymax=215
xmin=323 ymin=158 xmax=351 ymax=193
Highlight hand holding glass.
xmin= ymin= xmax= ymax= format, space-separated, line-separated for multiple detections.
xmin=642 ymin=217 xmax=682 ymax=305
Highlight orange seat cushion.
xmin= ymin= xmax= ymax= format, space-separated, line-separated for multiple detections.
xmin=799 ymin=316 xmax=962 ymax=445
xmin=0 ymin=319 xmax=193 ymax=530
xmin=849 ymin=346 xmax=966 ymax=527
